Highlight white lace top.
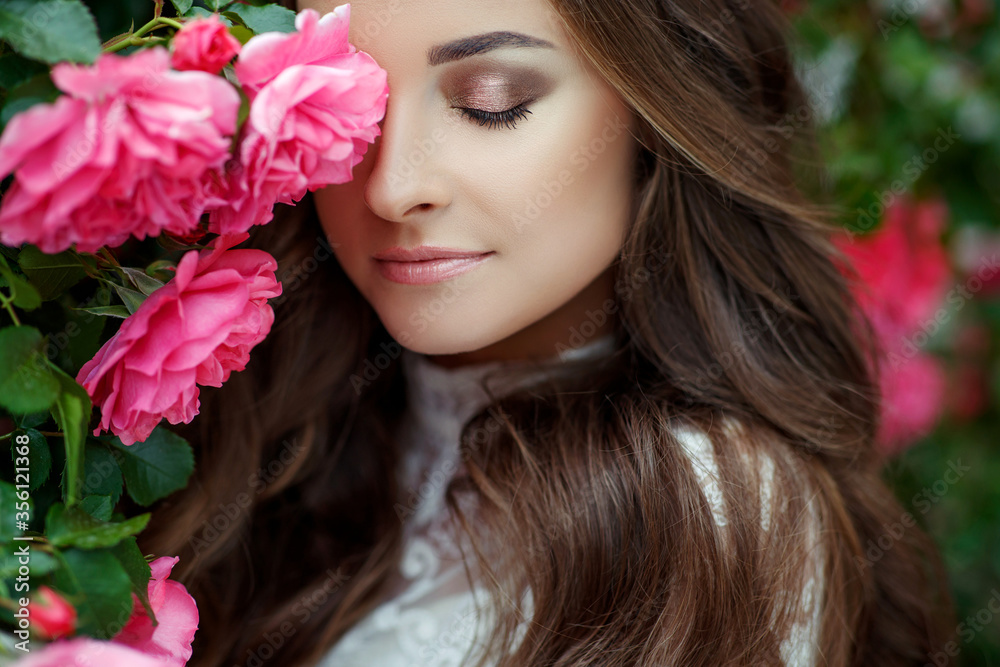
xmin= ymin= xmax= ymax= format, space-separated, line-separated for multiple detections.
xmin=317 ymin=335 xmax=824 ymax=666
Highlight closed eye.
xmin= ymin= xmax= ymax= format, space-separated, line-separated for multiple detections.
xmin=455 ymin=104 xmax=533 ymax=130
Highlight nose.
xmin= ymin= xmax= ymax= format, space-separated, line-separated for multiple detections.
xmin=362 ymin=95 xmax=450 ymax=223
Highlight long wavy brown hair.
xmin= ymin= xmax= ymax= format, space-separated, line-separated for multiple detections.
xmin=136 ymin=0 xmax=955 ymax=664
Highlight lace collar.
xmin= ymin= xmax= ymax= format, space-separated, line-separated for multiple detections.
xmin=394 ymin=334 xmax=617 ymax=524
xmin=399 ymin=333 xmax=618 ymax=428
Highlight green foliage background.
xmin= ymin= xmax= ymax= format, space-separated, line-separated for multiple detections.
xmin=790 ymin=0 xmax=1000 ymax=664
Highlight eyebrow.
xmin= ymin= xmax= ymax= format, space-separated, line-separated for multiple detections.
xmin=427 ymin=31 xmax=556 ymax=66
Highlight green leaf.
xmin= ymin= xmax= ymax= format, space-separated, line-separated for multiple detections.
xmin=169 ymin=0 xmax=193 ymax=14
xmin=0 ymin=70 xmax=59 ymax=128
xmin=112 ymin=283 xmax=146 ymax=314
xmin=64 ymin=297 xmax=109 ymax=369
xmin=0 ymin=0 xmax=101 ymax=64
xmin=80 ymin=440 xmax=123 ymax=505
xmin=71 ymin=304 xmax=131 ymax=319
xmin=0 ymin=326 xmax=59 ymax=414
xmin=223 ymin=3 xmax=297 ymax=34
xmin=182 ymin=6 xmax=233 ymax=26
xmin=52 ymin=547 xmax=134 ymax=639
xmin=110 ymin=427 xmax=194 ymax=506
xmin=46 ymin=502 xmax=150 ymax=549
xmin=8 ymin=428 xmax=50 ymax=490
xmin=16 ymin=411 xmax=49 ymax=429
xmin=110 ymin=536 xmax=154 ymax=621
xmin=228 ymin=23 xmax=253 ymax=46
xmin=0 ymin=480 xmax=29 ymax=541
xmin=78 ymin=494 xmax=113 ymax=521
xmin=121 ymin=267 xmax=165 ymax=297
xmin=144 ymin=259 xmax=177 ymax=281
xmin=0 ymin=543 xmax=56 ymax=578
xmin=17 ymin=246 xmax=88 ymax=301
xmin=0 ymin=259 xmax=40 ymax=310
xmin=47 ymin=360 xmax=92 ymax=507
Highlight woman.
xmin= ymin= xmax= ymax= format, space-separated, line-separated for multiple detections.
xmin=138 ymin=0 xmax=955 ymax=664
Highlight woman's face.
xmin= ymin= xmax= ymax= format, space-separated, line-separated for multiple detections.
xmin=298 ymin=0 xmax=637 ymax=365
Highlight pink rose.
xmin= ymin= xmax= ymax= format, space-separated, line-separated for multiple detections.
xmin=171 ymin=14 xmax=242 ymax=74
xmin=113 ymin=557 xmax=199 ymax=667
xmin=208 ymin=6 xmax=388 ymax=234
xmin=877 ymin=353 xmax=947 ymax=454
xmin=833 ymin=196 xmax=954 ymax=453
xmin=26 ymin=586 xmax=76 ymax=640
xmin=12 ymin=637 xmax=172 ymax=667
xmin=842 ymin=197 xmax=951 ymax=336
xmin=0 ymin=47 xmax=239 ymax=253
xmin=76 ymin=232 xmax=282 ymax=446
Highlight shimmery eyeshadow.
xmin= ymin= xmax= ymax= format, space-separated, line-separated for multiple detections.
xmin=442 ymin=63 xmax=554 ymax=112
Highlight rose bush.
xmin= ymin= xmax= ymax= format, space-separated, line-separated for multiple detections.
xmin=0 ymin=2 xmax=386 ymax=664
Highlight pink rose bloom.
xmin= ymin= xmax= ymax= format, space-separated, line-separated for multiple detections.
xmin=26 ymin=586 xmax=76 ymax=640
xmin=876 ymin=353 xmax=947 ymax=454
xmin=833 ymin=196 xmax=954 ymax=453
xmin=113 ymin=557 xmax=199 ymax=667
xmin=208 ymin=6 xmax=388 ymax=234
xmin=76 ymin=232 xmax=282 ymax=446
xmin=843 ymin=197 xmax=951 ymax=335
xmin=12 ymin=638 xmax=172 ymax=667
xmin=0 ymin=47 xmax=239 ymax=253
xmin=171 ymin=14 xmax=242 ymax=74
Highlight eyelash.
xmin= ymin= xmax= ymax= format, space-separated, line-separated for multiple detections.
xmin=456 ymin=104 xmax=533 ymax=130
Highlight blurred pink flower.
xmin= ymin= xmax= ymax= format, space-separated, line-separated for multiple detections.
xmin=26 ymin=586 xmax=76 ymax=641
xmin=834 ymin=196 xmax=953 ymax=453
xmin=208 ymin=6 xmax=388 ymax=234
xmin=114 ymin=557 xmax=199 ymax=667
xmin=13 ymin=637 xmax=171 ymax=667
xmin=878 ymin=354 xmax=948 ymax=451
xmin=846 ymin=197 xmax=952 ymax=334
xmin=170 ymin=14 xmax=242 ymax=74
xmin=0 ymin=48 xmax=239 ymax=253
xmin=76 ymin=232 xmax=281 ymax=446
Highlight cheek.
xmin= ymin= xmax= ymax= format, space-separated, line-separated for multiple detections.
xmin=488 ymin=101 xmax=635 ymax=286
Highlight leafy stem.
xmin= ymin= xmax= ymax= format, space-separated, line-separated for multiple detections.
xmin=0 ymin=293 xmax=21 ymax=326
xmin=103 ymin=16 xmax=185 ymax=54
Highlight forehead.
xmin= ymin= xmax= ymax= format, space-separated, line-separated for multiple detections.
xmin=332 ymin=0 xmax=570 ymax=61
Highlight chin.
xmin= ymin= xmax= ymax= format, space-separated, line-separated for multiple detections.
xmin=389 ymin=323 xmax=496 ymax=357
xmin=375 ymin=307 xmax=509 ymax=358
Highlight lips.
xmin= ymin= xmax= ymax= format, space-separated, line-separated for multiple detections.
xmin=373 ymin=245 xmax=495 ymax=285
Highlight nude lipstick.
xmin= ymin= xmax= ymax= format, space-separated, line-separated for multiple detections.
xmin=373 ymin=246 xmax=495 ymax=285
